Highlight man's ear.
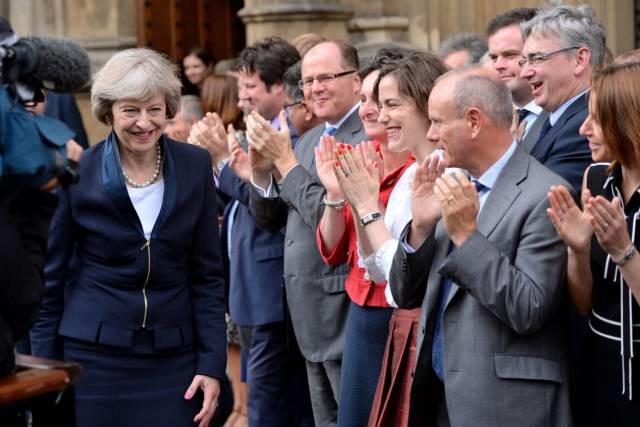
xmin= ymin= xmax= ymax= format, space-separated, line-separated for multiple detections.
xmin=574 ymin=47 xmax=592 ymax=77
xmin=465 ymin=107 xmax=482 ymax=139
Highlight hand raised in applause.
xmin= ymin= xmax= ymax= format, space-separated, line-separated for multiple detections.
xmin=333 ymin=142 xmax=381 ymax=214
xmin=226 ymin=124 xmax=251 ymax=183
xmin=408 ymin=152 xmax=446 ymax=247
xmin=314 ymin=135 xmax=343 ymax=200
xmin=433 ymin=170 xmax=478 ymax=248
xmin=246 ymin=110 xmax=298 ymax=176
xmin=547 ymin=186 xmax=593 ymax=253
xmin=586 ymin=195 xmax=633 ymax=261
xmin=188 ymin=112 xmax=229 ymax=164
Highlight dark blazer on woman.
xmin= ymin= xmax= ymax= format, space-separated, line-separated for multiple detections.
xmin=31 ymin=133 xmax=227 ymax=380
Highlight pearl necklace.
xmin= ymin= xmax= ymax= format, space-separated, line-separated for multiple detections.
xmin=122 ymin=142 xmax=162 ymax=188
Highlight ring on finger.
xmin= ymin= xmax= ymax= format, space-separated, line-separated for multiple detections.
xmin=603 ymin=222 xmax=609 ymax=231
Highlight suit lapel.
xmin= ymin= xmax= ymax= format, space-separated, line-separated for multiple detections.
xmin=443 ymin=148 xmax=529 ymax=308
xmin=530 ymin=92 xmax=589 ymax=160
xmin=521 ymin=110 xmax=549 ymax=153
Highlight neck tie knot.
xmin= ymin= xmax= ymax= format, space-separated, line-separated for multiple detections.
xmin=323 ymin=126 xmax=337 ymax=137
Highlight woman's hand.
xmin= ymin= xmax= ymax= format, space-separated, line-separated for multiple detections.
xmin=586 ymin=195 xmax=632 ymax=260
xmin=334 ymin=144 xmax=380 ymax=214
xmin=360 ymin=141 xmax=384 ymax=182
xmin=185 ymin=374 xmax=220 ymax=427
xmin=547 ymin=186 xmax=593 ymax=252
xmin=314 ymin=135 xmax=343 ymax=200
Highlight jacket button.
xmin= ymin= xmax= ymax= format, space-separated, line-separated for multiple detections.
xmin=422 ymin=326 xmax=425 ymax=335
xmin=410 ymin=370 xmax=414 ymax=378
xmin=286 ymin=239 xmax=293 ymax=246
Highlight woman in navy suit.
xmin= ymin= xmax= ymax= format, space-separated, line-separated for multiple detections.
xmin=30 ymin=48 xmax=226 ymax=427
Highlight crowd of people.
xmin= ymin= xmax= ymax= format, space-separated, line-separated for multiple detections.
xmin=5 ymin=2 xmax=640 ymax=427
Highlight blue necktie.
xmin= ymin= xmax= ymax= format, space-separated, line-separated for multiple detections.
xmin=517 ymin=108 xmax=529 ymax=125
xmin=432 ymin=180 xmax=486 ymax=380
xmin=536 ymin=117 xmax=552 ymax=145
xmin=323 ymin=126 xmax=337 ymax=137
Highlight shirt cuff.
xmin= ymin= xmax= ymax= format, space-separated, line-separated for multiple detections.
xmin=401 ymin=236 xmax=417 ymax=254
xmin=250 ymin=175 xmax=278 ymax=198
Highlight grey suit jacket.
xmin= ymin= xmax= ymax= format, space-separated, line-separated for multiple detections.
xmin=249 ymin=109 xmax=367 ymax=362
xmin=390 ymin=147 xmax=573 ymax=427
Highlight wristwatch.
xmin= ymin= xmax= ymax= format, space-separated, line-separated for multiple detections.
xmin=360 ymin=212 xmax=383 ymax=227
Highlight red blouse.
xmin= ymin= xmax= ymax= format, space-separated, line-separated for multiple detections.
xmin=316 ymin=146 xmax=414 ymax=307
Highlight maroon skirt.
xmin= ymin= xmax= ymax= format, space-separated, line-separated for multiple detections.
xmin=368 ymin=307 xmax=421 ymax=427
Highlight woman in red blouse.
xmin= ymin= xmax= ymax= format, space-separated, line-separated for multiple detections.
xmin=315 ymin=53 xmax=413 ymax=427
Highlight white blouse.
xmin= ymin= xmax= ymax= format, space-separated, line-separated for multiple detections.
xmin=127 ymin=179 xmax=164 ymax=239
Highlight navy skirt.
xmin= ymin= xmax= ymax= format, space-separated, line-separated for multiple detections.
xmin=63 ymin=336 xmax=203 ymax=427
xmin=337 ymin=302 xmax=393 ymax=427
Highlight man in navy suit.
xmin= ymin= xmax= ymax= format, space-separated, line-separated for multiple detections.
xmin=519 ymin=4 xmax=606 ymax=193
xmin=193 ymin=37 xmax=313 ymax=426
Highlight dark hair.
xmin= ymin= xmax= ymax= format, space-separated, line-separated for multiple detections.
xmin=200 ymin=74 xmax=243 ymax=129
xmin=359 ymin=46 xmax=418 ymax=80
xmin=237 ymin=36 xmax=300 ymax=88
xmin=373 ymin=51 xmax=448 ymax=117
xmin=185 ymin=47 xmax=215 ymax=68
xmin=283 ymin=61 xmax=303 ymax=102
xmin=486 ymin=8 xmax=538 ymax=36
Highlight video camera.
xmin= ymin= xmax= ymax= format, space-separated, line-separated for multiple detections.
xmin=0 ymin=28 xmax=91 ymax=191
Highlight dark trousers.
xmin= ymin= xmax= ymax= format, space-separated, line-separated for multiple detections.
xmin=239 ymin=322 xmax=313 ymax=427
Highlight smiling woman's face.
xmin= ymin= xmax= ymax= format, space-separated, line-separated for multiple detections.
xmin=112 ymin=95 xmax=167 ymax=156
xmin=183 ymin=54 xmax=211 ymax=86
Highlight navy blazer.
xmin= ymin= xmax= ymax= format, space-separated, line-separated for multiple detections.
xmin=529 ymin=92 xmax=591 ymax=194
xmin=31 ymin=133 xmax=227 ymax=380
xmin=218 ymin=166 xmax=285 ymax=327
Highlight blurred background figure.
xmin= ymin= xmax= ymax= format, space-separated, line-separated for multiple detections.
xmin=164 ymin=95 xmax=203 ymax=142
xmin=291 ymin=33 xmax=327 ymax=58
xmin=437 ymin=32 xmax=487 ymax=68
xmin=182 ymin=47 xmax=215 ymax=96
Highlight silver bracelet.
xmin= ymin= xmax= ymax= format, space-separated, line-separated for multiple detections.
xmin=614 ymin=243 xmax=637 ymax=266
xmin=323 ymin=196 xmax=347 ymax=209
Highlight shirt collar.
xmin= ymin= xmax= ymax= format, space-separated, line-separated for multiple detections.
xmin=549 ymin=89 xmax=589 ymax=126
xmin=520 ymin=99 xmax=543 ymax=116
xmin=472 ymin=142 xmax=517 ymax=191
xmin=325 ymin=103 xmax=360 ymax=131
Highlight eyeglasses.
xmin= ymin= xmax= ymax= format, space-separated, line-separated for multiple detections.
xmin=298 ymin=70 xmax=357 ymax=90
xmin=518 ymin=46 xmax=581 ymax=67
xmin=283 ymin=101 xmax=303 ymax=115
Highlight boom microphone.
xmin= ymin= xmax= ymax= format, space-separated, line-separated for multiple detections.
xmin=3 ymin=36 xmax=91 ymax=93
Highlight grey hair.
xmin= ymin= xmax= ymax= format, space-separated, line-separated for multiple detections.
xmin=437 ymin=32 xmax=488 ymax=64
xmin=283 ymin=61 xmax=303 ymax=103
xmin=521 ymin=4 xmax=606 ymax=66
xmin=178 ymin=95 xmax=203 ymax=123
xmin=91 ymin=48 xmax=182 ymax=125
xmin=447 ymin=68 xmax=514 ymax=129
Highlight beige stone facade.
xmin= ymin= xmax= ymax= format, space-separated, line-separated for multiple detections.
xmin=0 ymin=0 xmax=636 ymax=143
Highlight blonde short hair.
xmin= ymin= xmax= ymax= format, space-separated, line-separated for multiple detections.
xmin=91 ymin=48 xmax=182 ymax=125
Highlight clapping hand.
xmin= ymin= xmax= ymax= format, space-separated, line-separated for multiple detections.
xmin=333 ymin=143 xmax=381 ymax=214
xmin=188 ymin=113 xmax=229 ymax=164
xmin=586 ymin=195 xmax=632 ymax=260
xmin=315 ymin=135 xmax=343 ymax=199
xmin=433 ymin=171 xmax=479 ymax=248
xmin=246 ymin=110 xmax=297 ymax=175
xmin=408 ymin=151 xmax=446 ymax=246
xmin=226 ymin=124 xmax=251 ymax=183
xmin=547 ymin=186 xmax=593 ymax=252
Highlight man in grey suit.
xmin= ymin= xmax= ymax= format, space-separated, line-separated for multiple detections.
xmin=486 ymin=7 xmax=548 ymax=150
xmin=247 ymin=40 xmax=366 ymax=426
xmin=389 ymin=67 xmax=572 ymax=426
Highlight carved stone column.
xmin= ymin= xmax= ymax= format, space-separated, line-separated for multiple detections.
xmin=239 ymin=1 xmax=353 ymax=44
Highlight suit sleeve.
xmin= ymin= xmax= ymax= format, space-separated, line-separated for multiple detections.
xmin=188 ymin=155 xmax=227 ymax=379
xmin=276 ymin=164 xmax=328 ymax=232
xmin=30 ymin=188 xmax=74 ymax=360
xmin=389 ymin=222 xmax=437 ymax=309
xmin=440 ymin=196 xmax=567 ymax=335
xmin=249 ymin=184 xmax=289 ymax=232
xmin=217 ymin=165 xmax=250 ymax=206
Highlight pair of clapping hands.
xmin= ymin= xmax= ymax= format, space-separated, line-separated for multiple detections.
xmin=548 ymin=186 xmax=633 ymax=262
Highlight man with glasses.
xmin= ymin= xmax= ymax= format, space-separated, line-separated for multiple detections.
xmin=282 ymin=61 xmax=324 ymax=138
xmin=249 ymin=40 xmax=366 ymax=426
xmin=520 ymin=4 xmax=605 ymax=193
